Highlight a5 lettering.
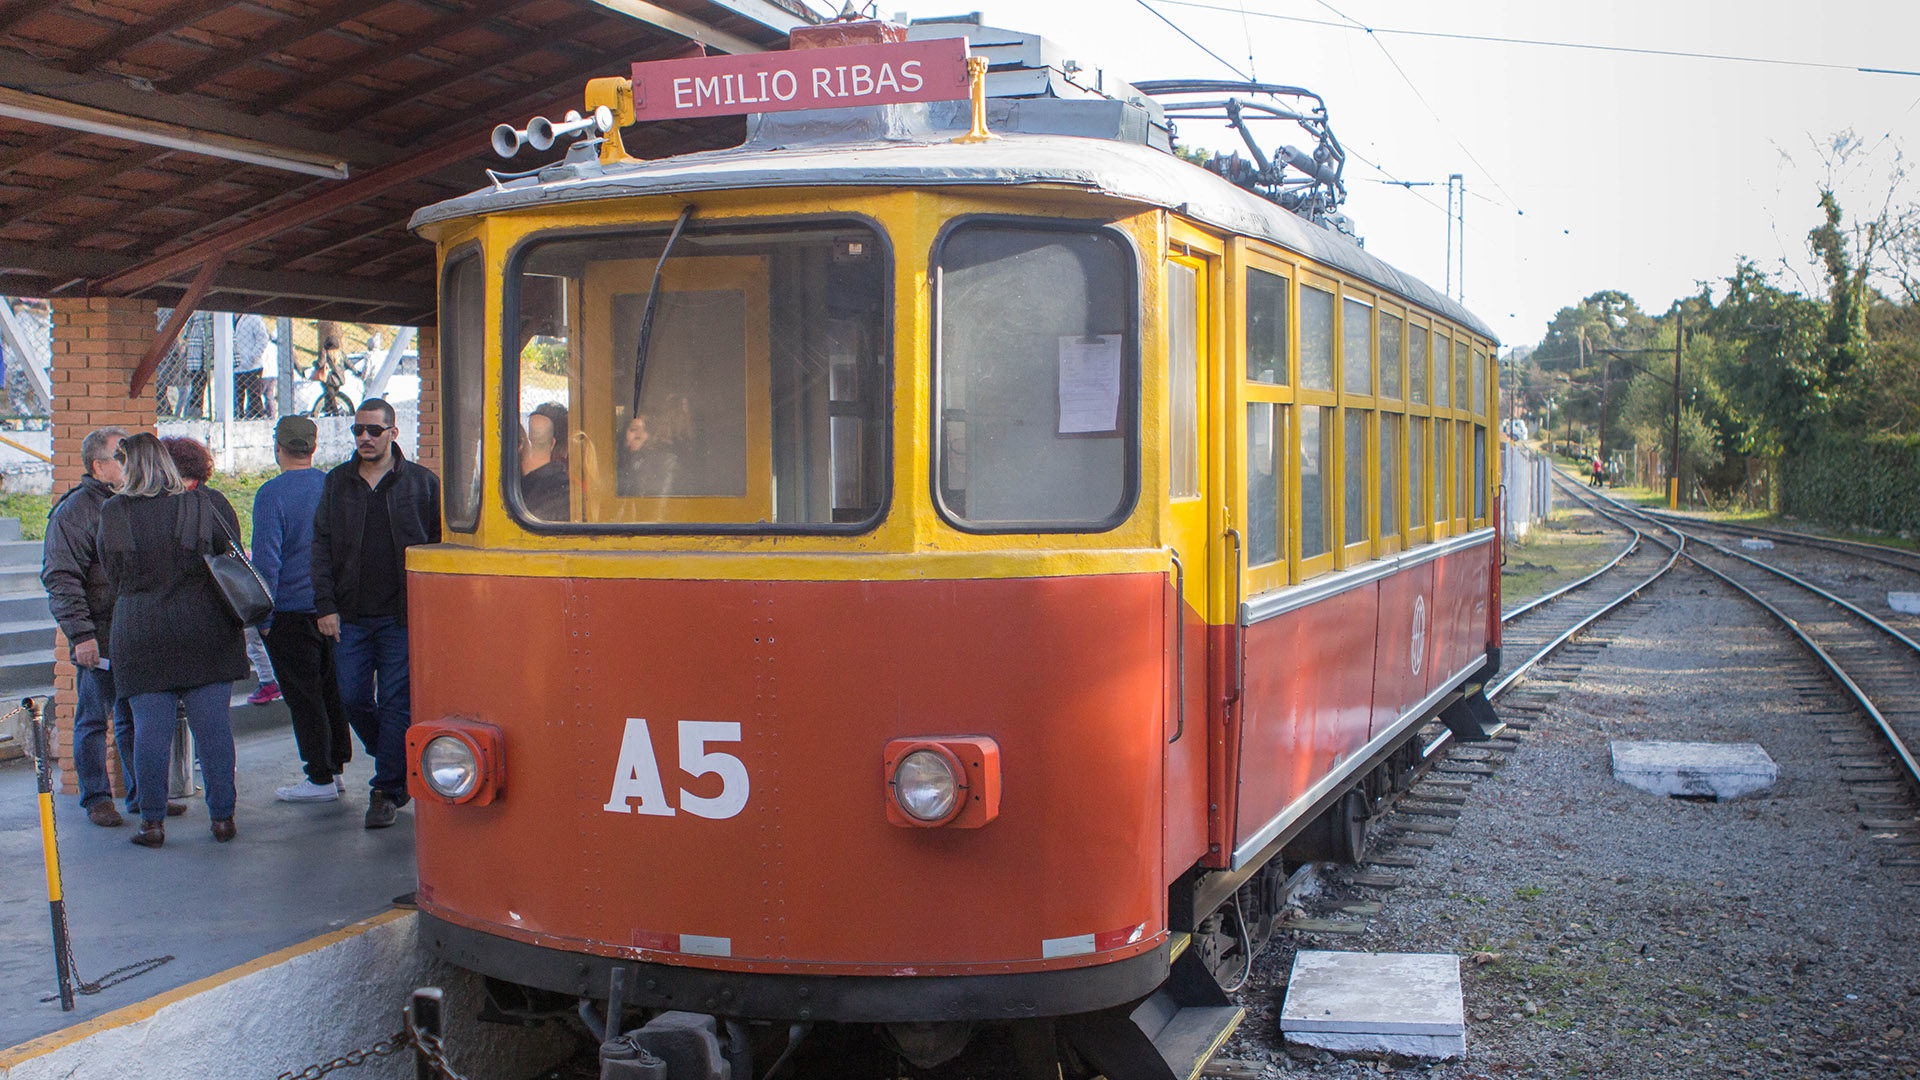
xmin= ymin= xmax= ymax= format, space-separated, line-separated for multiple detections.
xmin=602 ymin=718 xmax=749 ymax=819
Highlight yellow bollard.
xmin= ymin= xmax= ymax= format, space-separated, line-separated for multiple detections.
xmin=25 ymin=697 xmax=76 ymax=1010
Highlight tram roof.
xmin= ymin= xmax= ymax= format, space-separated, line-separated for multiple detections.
xmin=412 ymin=116 xmax=1497 ymax=344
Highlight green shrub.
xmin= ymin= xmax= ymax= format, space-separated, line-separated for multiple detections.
xmin=1781 ymin=432 xmax=1920 ymax=536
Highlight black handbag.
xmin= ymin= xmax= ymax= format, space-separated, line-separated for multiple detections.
xmin=202 ymin=499 xmax=274 ymax=627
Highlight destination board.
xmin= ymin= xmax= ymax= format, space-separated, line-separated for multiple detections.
xmin=631 ymin=38 xmax=970 ymax=122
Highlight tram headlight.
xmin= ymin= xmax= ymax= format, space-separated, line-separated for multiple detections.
xmin=422 ymin=735 xmax=479 ymax=800
xmin=892 ymin=749 xmax=961 ymax=823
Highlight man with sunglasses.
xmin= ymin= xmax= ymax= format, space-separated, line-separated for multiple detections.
xmin=311 ymin=400 xmax=441 ymax=829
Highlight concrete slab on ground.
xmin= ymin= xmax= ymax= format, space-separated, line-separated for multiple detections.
xmin=0 ymin=705 xmax=415 ymax=1050
xmin=1280 ymin=951 xmax=1465 ymax=1059
xmin=1610 ymin=740 xmax=1778 ymax=799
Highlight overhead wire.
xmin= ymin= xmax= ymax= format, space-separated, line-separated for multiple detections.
xmin=1131 ymin=0 xmax=1251 ymax=81
xmin=1152 ymin=0 xmax=1920 ymax=78
xmin=1302 ymin=0 xmax=1524 ymax=213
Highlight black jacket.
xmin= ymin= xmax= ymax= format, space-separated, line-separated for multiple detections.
xmin=42 ymin=475 xmax=117 ymax=655
xmin=311 ymin=448 xmax=441 ymax=625
xmin=98 ymin=487 xmax=250 ymax=698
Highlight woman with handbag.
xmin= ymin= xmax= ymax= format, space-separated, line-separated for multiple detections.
xmin=99 ymin=433 xmax=251 ymax=847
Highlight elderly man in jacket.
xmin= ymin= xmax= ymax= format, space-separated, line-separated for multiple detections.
xmin=43 ymin=426 xmax=183 ymax=826
xmin=312 ymin=399 xmax=441 ymax=829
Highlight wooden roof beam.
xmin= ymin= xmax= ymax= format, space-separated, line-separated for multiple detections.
xmin=317 ymin=7 xmax=604 ymax=130
xmin=160 ymin=0 xmax=413 ymax=93
xmin=95 ymin=127 xmax=480 ymax=295
xmin=263 ymin=0 xmax=529 ymax=109
xmin=0 ymin=144 xmax=172 ymax=219
xmin=0 ymin=0 xmax=77 ymax=36
xmin=62 ymin=0 xmax=243 ymax=74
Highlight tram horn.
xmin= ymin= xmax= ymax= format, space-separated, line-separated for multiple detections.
xmin=528 ymin=108 xmax=615 ymax=152
xmin=491 ymin=123 xmax=528 ymax=158
xmin=492 ymin=106 xmax=614 ymax=158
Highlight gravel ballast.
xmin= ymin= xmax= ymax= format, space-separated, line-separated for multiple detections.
xmin=1219 ymin=563 xmax=1920 ymax=1079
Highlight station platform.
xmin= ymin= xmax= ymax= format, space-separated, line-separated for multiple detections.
xmin=0 ymin=695 xmax=418 ymax=1050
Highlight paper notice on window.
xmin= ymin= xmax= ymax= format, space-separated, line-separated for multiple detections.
xmin=1057 ymin=334 xmax=1122 ymax=435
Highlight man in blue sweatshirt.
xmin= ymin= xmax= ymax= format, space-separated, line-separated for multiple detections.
xmin=253 ymin=416 xmax=350 ymax=802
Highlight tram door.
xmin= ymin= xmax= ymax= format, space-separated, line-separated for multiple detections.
xmin=1164 ymin=247 xmax=1224 ymax=874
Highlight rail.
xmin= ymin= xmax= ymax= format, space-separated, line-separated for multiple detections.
xmin=1573 ymin=479 xmax=1920 ymax=796
xmin=1636 ymin=507 xmax=1920 ymax=576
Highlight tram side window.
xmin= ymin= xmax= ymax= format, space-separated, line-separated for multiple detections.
xmin=938 ymin=225 xmax=1133 ymax=529
xmin=1470 ymin=345 xmax=1484 ymax=416
xmin=1168 ymin=261 xmax=1200 ymax=500
xmin=1455 ymin=423 xmax=1468 ymax=519
xmin=1343 ymin=409 xmax=1367 ymax=547
xmin=1300 ymin=405 xmax=1331 ymax=560
xmin=1246 ymin=269 xmax=1288 ymax=385
xmin=1247 ymin=403 xmax=1281 ymax=566
xmin=1343 ymin=298 xmax=1372 ymax=395
xmin=1379 ymin=313 xmax=1402 ymax=400
xmin=1434 ymin=333 xmax=1450 ymax=409
xmin=1380 ymin=414 xmax=1400 ymax=539
xmin=1432 ymin=418 xmax=1447 ymax=527
xmin=505 ymin=222 xmax=889 ymax=531
xmin=1410 ymin=416 xmax=1427 ymax=528
xmin=1474 ymin=425 xmax=1487 ymax=519
xmin=440 ymin=250 xmax=485 ymax=532
xmin=1453 ymin=338 xmax=1469 ymax=411
xmin=1408 ymin=324 xmax=1428 ymax=405
xmin=1300 ymin=286 xmax=1335 ymax=392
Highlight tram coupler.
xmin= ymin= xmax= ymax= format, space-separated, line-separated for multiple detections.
xmin=600 ymin=1011 xmax=750 ymax=1080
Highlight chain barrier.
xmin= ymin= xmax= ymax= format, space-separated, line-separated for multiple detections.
xmin=22 ymin=699 xmax=175 ymax=1005
xmin=276 ymin=997 xmax=474 ymax=1080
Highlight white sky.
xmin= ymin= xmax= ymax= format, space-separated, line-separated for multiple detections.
xmin=848 ymin=0 xmax=1920 ymax=347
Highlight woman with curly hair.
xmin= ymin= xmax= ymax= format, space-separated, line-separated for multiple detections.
xmin=100 ymin=433 xmax=250 ymax=847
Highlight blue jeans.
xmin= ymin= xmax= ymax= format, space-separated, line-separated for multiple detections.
xmin=128 ymin=682 xmax=236 ymax=825
xmin=335 ymin=617 xmax=411 ymax=797
xmin=73 ymin=664 xmax=138 ymax=812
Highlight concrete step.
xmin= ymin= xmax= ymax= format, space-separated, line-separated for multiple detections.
xmin=0 ymin=617 xmax=54 ymax=655
xmin=0 ymin=650 xmax=53 ymax=693
xmin=0 ymin=566 xmax=41 ymax=593
xmin=0 ymin=590 xmax=49 ymax=624
xmin=0 ymin=517 xmax=21 ymax=542
xmin=0 ymin=538 xmax=40 ymax=569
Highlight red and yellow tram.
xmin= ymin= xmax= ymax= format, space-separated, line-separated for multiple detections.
xmin=402 ymin=17 xmax=1501 ymax=1077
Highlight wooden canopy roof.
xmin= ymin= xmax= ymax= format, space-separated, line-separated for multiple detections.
xmin=0 ymin=0 xmax=811 ymax=325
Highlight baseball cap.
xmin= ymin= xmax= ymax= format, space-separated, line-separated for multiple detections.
xmin=275 ymin=416 xmax=317 ymax=453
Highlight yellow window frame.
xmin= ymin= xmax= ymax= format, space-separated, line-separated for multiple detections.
xmin=1240 ymin=245 xmax=1297 ymax=595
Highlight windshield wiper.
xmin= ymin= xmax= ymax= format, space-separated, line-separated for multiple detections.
xmin=629 ymin=204 xmax=694 ymax=417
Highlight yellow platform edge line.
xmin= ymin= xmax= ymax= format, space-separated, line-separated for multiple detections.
xmin=0 ymin=908 xmax=413 ymax=1068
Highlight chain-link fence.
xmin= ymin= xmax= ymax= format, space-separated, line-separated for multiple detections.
xmin=0 ymin=298 xmax=54 ymax=493
xmin=150 ymin=313 xmax=420 ymax=471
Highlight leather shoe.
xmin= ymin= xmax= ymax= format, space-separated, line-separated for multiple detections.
xmin=365 ymin=790 xmax=399 ymax=829
xmin=86 ymin=802 xmax=124 ymax=827
xmin=211 ymin=818 xmax=236 ymax=843
xmin=165 ymin=801 xmax=188 ymax=817
xmin=130 ymin=822 xmax=164 ymax=848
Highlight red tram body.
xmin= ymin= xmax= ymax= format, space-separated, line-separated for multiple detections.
xmin=402 ymin=17 xmax=1502 ymax=1076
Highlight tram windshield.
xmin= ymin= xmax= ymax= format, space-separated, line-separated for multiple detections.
xmin=505 ymin=222 xmax=888 ymax=531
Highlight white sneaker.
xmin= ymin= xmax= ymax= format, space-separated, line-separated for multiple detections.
xmin=276 ymin=779 xmax=340 ymax=803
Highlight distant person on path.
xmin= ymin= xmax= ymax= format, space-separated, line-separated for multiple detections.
xmin=254 ymin=417 xmax=350 ymax=804
xmin=312 ymin=336 xmax=353 ymax=417
xmin=42 ymin=426 xmax=184 ymax=826
xmin=99 ymin=434 xmax=248 ymax=848
xmin=312 ymin=399 xmax=441 ymax=829
xmin=161 ymin=436 xmax=278 ymax=702
xmin=1590 ymin=456 xmax=1605 ymax=487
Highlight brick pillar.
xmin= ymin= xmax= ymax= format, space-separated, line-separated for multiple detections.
xmin=414 ymin=324 xmax=441 ymax=477
xmin=49 ymin=297 xmax=157 ymax=797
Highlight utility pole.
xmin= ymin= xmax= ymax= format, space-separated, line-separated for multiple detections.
xmin=1670 ymin=310 xmax=1683 ymax=510
xmin=1444 ymin=174 xmax=1466 ymax=303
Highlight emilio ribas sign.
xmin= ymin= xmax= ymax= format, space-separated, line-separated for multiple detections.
xmin=631 ymin=38 xmax=970 ymax=121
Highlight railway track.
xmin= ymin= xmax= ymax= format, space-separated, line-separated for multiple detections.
xmin=1636 ymin=507 xmax=1920 ymax=577
xmin=1560 ymin=478 xmax=1920 ymax=795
